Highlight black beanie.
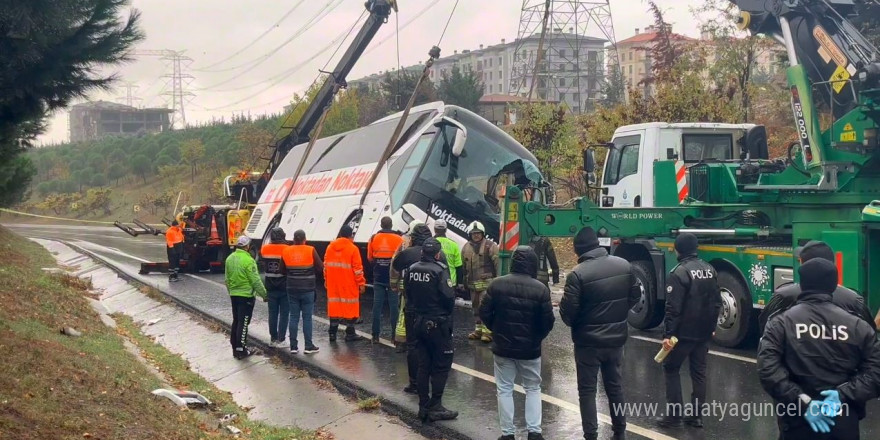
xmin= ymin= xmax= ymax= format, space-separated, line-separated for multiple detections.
xmin=338 ymin=225 xmax=353 ymax=238
xmin=675 ymin=233 xmax=698 ymax=256
xmin=798 ymin=258 xmax=838 ymax=295
xmin=573 ymin=227 xmax=600 ymax=254
xmin=795 ymin=240 xmax=834 ymax=263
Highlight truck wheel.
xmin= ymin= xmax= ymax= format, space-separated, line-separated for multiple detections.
xmin=628 ymin=260 xmax=664 ymax=329
xmin=713 ymin=269 xmax=753 ymax=348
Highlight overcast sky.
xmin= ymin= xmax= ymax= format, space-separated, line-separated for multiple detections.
xmin=40 ymin=0 xmax=711 ymax=144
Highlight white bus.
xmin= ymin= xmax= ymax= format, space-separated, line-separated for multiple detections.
xmin=245 ymin=101 xmax=544 ymax=263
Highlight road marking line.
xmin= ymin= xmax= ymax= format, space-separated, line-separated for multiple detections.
xmin=631 ymin=335 xmax=757 ymax=364
xmin=72 ymin=241 xmax=151 ymax=263
xmin=51 ymin=239 xmax=677 ymax=440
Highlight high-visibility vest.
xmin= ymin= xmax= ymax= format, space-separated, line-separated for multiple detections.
xmin=282 ymin=244 xmax=318 ymax=294
xmin=324 ymin=238 xmax=365 ymax=320
xmin=165 ymin=226 xmax=184 ymax=248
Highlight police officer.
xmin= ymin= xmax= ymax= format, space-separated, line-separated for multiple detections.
xmin=528 ymin=235 xmax=560 ymax=287
xmin=658 ymin=233 xmax=721 ymax=428
xmin=758 ymin=258 xmax=880 ymax=439
xmin=404 ymin=237 xmax=458 ymax=423
xmin=759 ymin=240 xmax=875 ymax=334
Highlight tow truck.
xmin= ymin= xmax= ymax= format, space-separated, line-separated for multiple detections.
xmin=499 ymin=0 xmax=880 ymax=347
xmin=114 ymin=0 xmax=399 ymax=274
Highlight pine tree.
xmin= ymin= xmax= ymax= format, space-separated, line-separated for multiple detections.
xmin=0 ymin=0 xmax=143 ymax=206
xmin=437 ymin=66 xmax=484 ymax=111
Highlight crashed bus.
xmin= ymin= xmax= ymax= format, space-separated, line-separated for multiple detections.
xmin=245 ymin=101 xmax=545 ymax=269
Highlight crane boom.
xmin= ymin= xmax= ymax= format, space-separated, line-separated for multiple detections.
xmin=268 ymin=0 xmax=397 ymax=175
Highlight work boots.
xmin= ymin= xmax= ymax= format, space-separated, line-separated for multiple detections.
xmin=426 ymin=404 xmax=458 ymax=422
xmin=344 ymin=326 xmax=358 ymax=342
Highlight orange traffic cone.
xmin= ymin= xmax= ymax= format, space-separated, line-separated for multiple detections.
xmin=207 ymin=216 xmax=222 ymax=245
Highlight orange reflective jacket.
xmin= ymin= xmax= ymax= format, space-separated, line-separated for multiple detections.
xmin=165 ymin=226 xmax=184 ymax=248
xmin=324 ymin=237 xmax=365 ymax=320
xmin=367 ymin=230 xmax=403 ymax=285
xmin=283 ymin=244 xmax=321 ymax=294
xmin=260 ymin=243 xmax=288 ymax=290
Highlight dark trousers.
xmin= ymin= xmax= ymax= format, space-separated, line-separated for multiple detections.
xmin=329 ymin=319 xmax=356 ymax=335
xmin=662 ymin=339 xmax=708 ymax=418
xmin=405 ymin=311 xmax=418 ymax=387
xmin=230 ymin=296 xmax=255 ymax=352
xmin=575 ymin=346 xmax=626 ymax=437
xmin=166 ymin=244 xmax=181 ymax=277
xmin=779 ymin=412 xmax=859 ymax=440
xmin=413 ymin=315 xmax=454 ymax=410
xmin=267 ymin=289 xmax=289 ymax=342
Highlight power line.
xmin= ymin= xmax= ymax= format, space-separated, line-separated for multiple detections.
xmin=195 ymin=0 xmax=346 ymax=89
xmin=194 ymin=0 xmax=307 ymax=72
xmin=437 ymin=0 xmax=460 ymax=46
xmin=205 ymin=9 xmax=368 ymax=112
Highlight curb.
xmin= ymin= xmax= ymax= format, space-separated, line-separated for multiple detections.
xmin=63 ymin=241 xmax=472 ymax=440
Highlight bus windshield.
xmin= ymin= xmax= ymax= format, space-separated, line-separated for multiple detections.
xmin=401 ymin=109 xmax=542 ymax=241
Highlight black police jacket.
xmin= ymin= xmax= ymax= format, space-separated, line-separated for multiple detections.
xmin=404 ymin=256 xmax=455 ymax=317
xmin=758 ymin=290 xmax=880 ymax=415
xmin=559 ymin=247 xmax=639 ymax=348
xmin=759 ymin=283 xmax=875 ymax=334
xmin=480 ymin=273 xmax=555 ymax=360
xmin=664 ymin=255 xmax=721 ymax=342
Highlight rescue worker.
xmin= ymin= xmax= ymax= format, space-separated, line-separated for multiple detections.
xmin=480 ymin=246 xmax=555 ymax=440
xmin=461 ymin=221 xmax=499 ymax=343
xmin=560 ymin=227 xmax=639 ymax=440
xmin=759 ymin=258 xmax=880 ymax=439
xmin=283 ymin=230 xmax=323 ymax=354
xmin=261 ymin=227 xmax=290 ymax=348
xmin=404 ymin=237 xmax=458 ymax=423
xmin=528 ymin=235 xmax=560 ymax=287
xmin=658 ymin=233 xmax=722 ymax=429
xmin=391 ymin=223 xmax=441 ymax=393
xmin=225 ymin=236 xmax=267 ymax=360
xmin=368 ymin=216 xmax=404 ymax=343
xmin=759 ymin=240 xmax=875 ymax=334
xmin=433 ymin=220 xmax=463 ymax=288
xmin=165 ymin=220 xmax=184 ymax=282
xmin=324 ymin=225 xmax=366 ymax=342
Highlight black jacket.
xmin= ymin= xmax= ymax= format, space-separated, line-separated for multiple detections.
xmin=559 ymin=247 xmax=639 ymax=348
xmin=758 ymin=289 xmax=880 ymax=423
xmin=528 ymin=235 xmax=560 ymax=284
xmin=664 ymin=255 xmax=721 ymax=342
xmin=759 ymin=283 xmax=875 ymax=334
xmin=404 ymin=256 xmax=455 ymax=317
xmin=480 ymin=247 xmax=555 ymax=360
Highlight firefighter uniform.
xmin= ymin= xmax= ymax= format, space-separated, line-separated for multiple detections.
xmin=165 ymin=221 xmax=184 ymax=282
xmin=260 ymin=228 xmax=289 ymax=346
xmin=404 ymin=238 xmax=458 ymax=422
xmin=759 ymin=258 xmax=880 ymax=439
xmin=324 ymin=226 xmax=366 ymax=341
xmin=461 ymin=221 xmax=499 ymax=342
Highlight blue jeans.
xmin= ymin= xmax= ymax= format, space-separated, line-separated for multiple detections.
xmin=494 ymin=355 xmax=543 ymax=436
xmin=288 ymin=291 xmax=316 ymax=349
xmin=267 ymin=289 xmax=289 ymax=342
xmin=371 ymin=283 xmax=398 ymax=338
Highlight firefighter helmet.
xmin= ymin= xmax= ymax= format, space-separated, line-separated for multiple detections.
xmin=467 ymin=221 xmax=486 ymax=235
xmin=269 ymin=227 xmax=286 ymax=243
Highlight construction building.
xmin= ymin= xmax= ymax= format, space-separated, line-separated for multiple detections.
xmin=68 ymin=100 xmax=173 ymax=143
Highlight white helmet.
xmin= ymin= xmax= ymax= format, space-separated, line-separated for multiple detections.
xmin=467 ymin=221 xmax=486 ymax=235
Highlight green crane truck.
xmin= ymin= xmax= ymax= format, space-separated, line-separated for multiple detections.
xmin=499 ymin=0 xmax=880 ymax=347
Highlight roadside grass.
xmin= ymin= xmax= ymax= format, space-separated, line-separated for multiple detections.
xmin=0 ymin=226 xmax=322 ymax=440
xmin=356 ymin=397 xmax=381 ymax=412
xmin=114 ymin=314 xmax=323 ymax=440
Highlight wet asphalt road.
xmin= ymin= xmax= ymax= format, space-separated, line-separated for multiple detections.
xmin=8 ymin=223 xmax=880 ymax=440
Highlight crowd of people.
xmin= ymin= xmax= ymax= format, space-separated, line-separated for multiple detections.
xmin=207 ymin=216 xmax=880 ymax=440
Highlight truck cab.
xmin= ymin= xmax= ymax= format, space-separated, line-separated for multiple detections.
xmin=599 ymin=123 xmax=765 ymax=208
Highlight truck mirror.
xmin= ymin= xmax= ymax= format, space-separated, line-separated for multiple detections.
xmin=745 ymin=125 xmax=769 ymax=160
xmin=583 ymin=148 xmax=596 ymax=173
xmin=434 ymin=116 xmax=468 ymax=156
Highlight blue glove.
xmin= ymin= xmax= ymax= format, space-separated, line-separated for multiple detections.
xmin=820 ymin=390 xmax=842 ymax=417
xmin=805 ymin=400 xmax=836 ymax=434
